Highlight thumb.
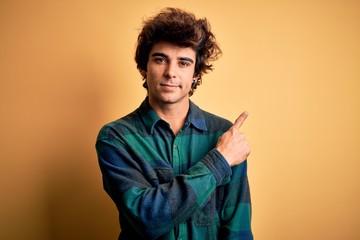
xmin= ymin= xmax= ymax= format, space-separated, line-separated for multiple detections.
xmin=233 ymin=111 xmax=249 ymax=128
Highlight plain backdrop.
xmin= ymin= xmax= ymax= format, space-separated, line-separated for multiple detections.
xmin=1 ymin=0 xmax=359 ymax=239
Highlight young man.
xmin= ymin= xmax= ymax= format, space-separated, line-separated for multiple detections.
xmin=96 ymin=7 xmax=253 ymax=240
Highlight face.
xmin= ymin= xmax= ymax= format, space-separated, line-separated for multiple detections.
xmin=143 ymin=41 xmax=197 ymax=108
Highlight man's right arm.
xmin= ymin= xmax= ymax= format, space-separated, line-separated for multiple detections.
xmin=96 ymin=126 xmax=232 ymax=240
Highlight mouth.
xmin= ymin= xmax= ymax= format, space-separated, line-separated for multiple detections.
xmin=160 ymin=83 xmax=179 ymax=90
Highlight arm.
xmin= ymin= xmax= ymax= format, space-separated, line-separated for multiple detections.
xmin=216 ymin=112 xmax=253 ymax=239
xmin=218 ymin=161 xmax=253 ymax=239
xmin=96 ymin=132 xmax=232 ymax=240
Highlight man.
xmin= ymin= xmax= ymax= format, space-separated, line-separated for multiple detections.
xmin=96 ymin=7 xmax=253 ymax=240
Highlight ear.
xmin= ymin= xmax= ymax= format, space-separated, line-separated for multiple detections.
xmin=193 ymin=72 xmax=201 ymax=79
xmin=192 ymin=77 xmax=199 ymax=88
xmin=140 ymin=70 xmax=147 ymax=79
xmin=193 ymin=74 xmax=201 ymax=83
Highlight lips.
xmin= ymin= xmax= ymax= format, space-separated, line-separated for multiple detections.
xmin=160 ymin=83 xmax=179 ymax=90
xmin=160 ymin=83 xmax=177 ymax=87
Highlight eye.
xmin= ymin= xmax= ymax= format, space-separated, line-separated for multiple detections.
xmin=154 ymin=57 xmax=167 ymax=64
xmin=179 ymin=61 xmax=191 ymax=67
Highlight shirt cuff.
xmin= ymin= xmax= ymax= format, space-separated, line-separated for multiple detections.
xmin=202 ymin=149 xmax=232 ymax=185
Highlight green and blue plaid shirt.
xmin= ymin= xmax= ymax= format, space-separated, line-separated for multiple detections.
xmin=96 ymin=98 xmax=253 ymax=240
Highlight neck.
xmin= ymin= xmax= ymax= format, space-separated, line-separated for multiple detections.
xmin=148 ymin=98 xmax=190 ymax=135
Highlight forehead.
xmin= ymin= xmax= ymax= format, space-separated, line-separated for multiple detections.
xmin=150 ymin=42 xmax=196 ymax=59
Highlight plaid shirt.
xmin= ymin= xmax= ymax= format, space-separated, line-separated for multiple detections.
xmin=96 ymin=98 xmax=253 ymax=240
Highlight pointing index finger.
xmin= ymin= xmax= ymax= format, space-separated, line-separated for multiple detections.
xmin=233 ymin=111 xmax=249 ymax=128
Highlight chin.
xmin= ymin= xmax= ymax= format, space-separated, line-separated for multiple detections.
xmin=160 ymin=95 xmax=187 ymax=105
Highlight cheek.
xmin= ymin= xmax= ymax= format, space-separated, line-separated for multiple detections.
xmin=148 ymin=65 xmax=164 ymax=78
xmin=183 ymin=72 xmax=195 ymax=86
xmin=146 ymin=69 xmax=159 ymax=82
xmin=183 ymin=79 xmax=194 ymax=91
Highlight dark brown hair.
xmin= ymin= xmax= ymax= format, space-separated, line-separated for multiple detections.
xmin=135 ymin=7 xmax=222 ymax=96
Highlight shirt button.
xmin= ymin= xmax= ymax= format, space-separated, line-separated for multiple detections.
xmin=173 ymin=144 xmax=177 ymax=149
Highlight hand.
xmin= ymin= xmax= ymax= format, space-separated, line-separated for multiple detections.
xmin=215 ymin=112 xmax=251 ymax=166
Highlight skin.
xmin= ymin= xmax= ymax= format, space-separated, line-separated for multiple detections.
xmin=142 ymin=41 xmax=250 ymax=166
xmin=216 ymin=112 xmax=251 ymax=166
xmin=142 ymin=41 xmax=198 ymax=134
xmin=144 ymin=42 xmax=197 ymax=112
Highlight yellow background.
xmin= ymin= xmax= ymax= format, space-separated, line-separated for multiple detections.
xmin=1 ymin=0 xmax=359 ymax=239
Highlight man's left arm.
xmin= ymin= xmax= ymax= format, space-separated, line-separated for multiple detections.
xmin=218 ymin=160 xmax=253 ymax=240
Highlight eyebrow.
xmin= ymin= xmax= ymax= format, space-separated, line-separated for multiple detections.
xmin=151 ymin=52 xmax=194 ymax=64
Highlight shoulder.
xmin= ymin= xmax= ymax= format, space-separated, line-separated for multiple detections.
xmin=97 ymin=110 xmax=141 ymax=141
xmin=190 ymin=101 xmax=233 ymax=132
xmin=200 ymin=108 xmax=233 ymax=132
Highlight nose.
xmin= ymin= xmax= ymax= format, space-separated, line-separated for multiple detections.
xmin=164 ymin=62 xmax=176 ymax=79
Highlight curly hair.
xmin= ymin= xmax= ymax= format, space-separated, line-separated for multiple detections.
xmin=135 ymin=7 xmax=222 ymax=96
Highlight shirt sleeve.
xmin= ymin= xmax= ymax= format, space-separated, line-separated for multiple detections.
xmin=96 ymin=126 xmax=232 ymax=240
xmin=218 ymin=160 xmax=253 ymax=240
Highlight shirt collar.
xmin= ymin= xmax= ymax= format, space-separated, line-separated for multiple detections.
xmin=138 ymin=97 xmax=208 ymax=134
xmin=187 ymin=100 xmax=208 ymax=131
